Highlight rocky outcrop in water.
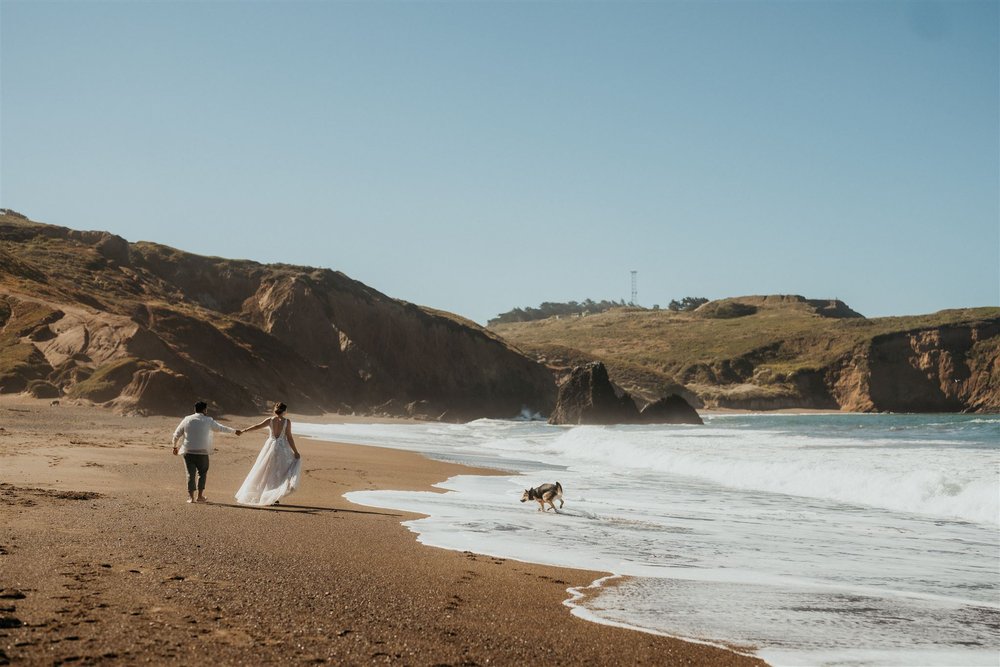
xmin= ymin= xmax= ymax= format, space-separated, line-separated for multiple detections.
xmin=639 ymin=395 xmax=703 ymax=425
xmin=0 ymin=215 xmax=556 ymax=418
xmin=548 ymin=362 xmax=640 ymax=425
xmin=548 ymin=362 xmax=701 ymax=425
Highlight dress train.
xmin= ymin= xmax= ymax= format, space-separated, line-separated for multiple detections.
xmin=235 ymin=419 xmax=301 ymax=506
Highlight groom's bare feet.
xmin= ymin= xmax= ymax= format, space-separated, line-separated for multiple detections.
xmin=196 ymin=495 xmax=208 ymax=503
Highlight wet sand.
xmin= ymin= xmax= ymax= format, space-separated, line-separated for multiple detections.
xmin=0 ymin=398 xmax=766 ymax=665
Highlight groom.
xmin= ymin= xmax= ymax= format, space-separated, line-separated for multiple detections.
xmin=171 ymin=401 xmax=241 ymax=503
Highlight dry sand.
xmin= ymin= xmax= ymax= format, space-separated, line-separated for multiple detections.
xmin=0 ymin=398 xmax=767 ymax=666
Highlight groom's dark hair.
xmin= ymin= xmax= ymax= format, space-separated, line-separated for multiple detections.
xmin=194 ymin=401 xmax=208 ymax=413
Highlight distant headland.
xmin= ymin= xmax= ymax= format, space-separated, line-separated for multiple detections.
xmin=489 ymin=295 xmax=999 ymax=413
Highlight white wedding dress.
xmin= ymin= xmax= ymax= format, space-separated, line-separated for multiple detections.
xmin=235 ymin=418 xmax=301 ymax=506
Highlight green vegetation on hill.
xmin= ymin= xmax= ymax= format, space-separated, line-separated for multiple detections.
xmin=490 ymin=296 xmax=719 ymax=325
xmin=667 ymin=297 xmax=708 ymax=312
xmin=490 ymin=295 xmax=1000 ymax=410
xmin=488 ymin=299 xmax=631 ymax=326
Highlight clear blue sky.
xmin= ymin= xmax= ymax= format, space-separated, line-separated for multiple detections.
xmin=2 ymin=0 xmax=997 ymax=324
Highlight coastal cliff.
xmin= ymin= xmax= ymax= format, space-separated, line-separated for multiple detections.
xmin=0 ymin=213 xmax=555 ymax=418
xmin=831 ymin=321 xmax=1000 ymax=413
xmin=491 ymin=296 xmax=1000 ymax=413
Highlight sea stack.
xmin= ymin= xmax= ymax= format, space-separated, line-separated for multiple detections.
xmin=639 ymin=395 xmax=703 ymax=425
xmin=548 ymin=361 xmax=641 ymax=425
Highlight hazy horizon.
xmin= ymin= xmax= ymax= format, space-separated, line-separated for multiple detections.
xmin=2 ymin=1 xmax=997 ymax=324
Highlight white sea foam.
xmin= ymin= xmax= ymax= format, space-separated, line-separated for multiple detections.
xmin=301 ymin=417 xmax=999 ymax=525
xmin=299 ymin=415 xmax=1000 ymax=667
xmin=536 ymin=426 xmax=999 ymax=525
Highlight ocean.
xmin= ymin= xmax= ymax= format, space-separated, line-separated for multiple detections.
xmin=296 ymin=414 xmax=1000 ymax=667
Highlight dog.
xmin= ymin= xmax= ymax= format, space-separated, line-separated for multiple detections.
xmin=521 ymin=482 xmax=564 ymax=512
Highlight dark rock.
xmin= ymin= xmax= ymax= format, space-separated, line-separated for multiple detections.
xmin=26 ymin=325 xmax=56 ymax=342
xmin=0 ymin=376 xmax=28 ymax=394
xmin=25 ymin=380 xmax=60 ymax=399
xmin=113 ymin=367 xmax=197 ymax=417
xmin=639 ymin=395 xmax=703 ymax=425
xmin=94 ymin=233 xmax=130 ymax=265
xmin=548 ymin=362 xmax=640 ymax=425
xmin=405 ymin=399 xmax=448 ymax=421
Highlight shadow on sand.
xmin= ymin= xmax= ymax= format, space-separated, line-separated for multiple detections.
xmin=206 ymin=501 xmax=402 ymax=517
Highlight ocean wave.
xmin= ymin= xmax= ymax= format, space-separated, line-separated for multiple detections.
xmin=298 ymin=419 xmax=1000 ymax=525
xmin=539 ymin=428 xmax=1000 ymax=525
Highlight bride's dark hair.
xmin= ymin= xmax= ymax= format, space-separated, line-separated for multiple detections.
xmin=273 ymin=402 xmax=287 ymax=415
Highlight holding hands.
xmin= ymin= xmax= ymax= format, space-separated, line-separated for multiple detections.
xmin=233 ymin=402 xmax=301 ymax=506
xmin=238 ymin=404 xmax=300 ymax=461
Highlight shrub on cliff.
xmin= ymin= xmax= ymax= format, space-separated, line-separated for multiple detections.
xmin=697 ymin=301 xmax=759 ymax=319
xmin=489 ymin=299 xmax=627 ymax=325
xmin=667 ymin=297 xmax=708 ymax=312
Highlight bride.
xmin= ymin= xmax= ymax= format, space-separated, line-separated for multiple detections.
xmin=235 ymin=402 xmax=302 ymax=506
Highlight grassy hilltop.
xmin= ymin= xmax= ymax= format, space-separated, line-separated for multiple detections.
xmin=490 ymin=296 xmax=1000 ymax=412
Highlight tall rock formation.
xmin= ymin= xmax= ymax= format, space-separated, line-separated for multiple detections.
xmin=548 ymin=361 xmax=702 ymax=425
xmin=639 ymin=395 xmax=703 ymax=425
xmin=548 ymin=362 xmax=640 ymax=425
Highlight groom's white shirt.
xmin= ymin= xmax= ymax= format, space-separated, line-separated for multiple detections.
xmin=172 ymin=413 xmax=235 ymax=454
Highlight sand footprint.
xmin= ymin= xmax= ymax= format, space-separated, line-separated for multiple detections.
xmin=0 ymin=590 xmax=25 ymax=631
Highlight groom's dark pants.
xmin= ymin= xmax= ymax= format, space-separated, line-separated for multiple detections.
xmin=183 ymin=453 xmax=210 ymax=493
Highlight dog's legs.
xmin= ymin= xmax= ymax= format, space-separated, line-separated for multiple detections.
xmin=537 ymin=500 xmax=545 ymax=512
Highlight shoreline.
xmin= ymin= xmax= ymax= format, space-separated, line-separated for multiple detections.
xmin=1 ymin=397 xmax=766 ymax=665
xmin=296 ymin=409 xmax=1000 ymax=667
xmin=299 ymin=418 xmax=766 ymax=659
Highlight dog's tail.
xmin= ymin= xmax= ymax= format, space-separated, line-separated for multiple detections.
xmin=556 ymin=481 xmax=563 ymax=495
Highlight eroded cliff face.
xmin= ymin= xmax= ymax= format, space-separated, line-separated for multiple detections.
xmin=701 ymin=320 xmax=1000 ymax=413
xmin=831 ymin=321 xmax=1000 ymax=413
xmin=0 ymin=216 xmax=556 ymax=418
xmin=240 ymin=272 xmax=558 ymax=419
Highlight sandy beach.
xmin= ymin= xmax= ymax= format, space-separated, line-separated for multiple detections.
xmin=0 ymin=397 xmax=765 ymax=665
